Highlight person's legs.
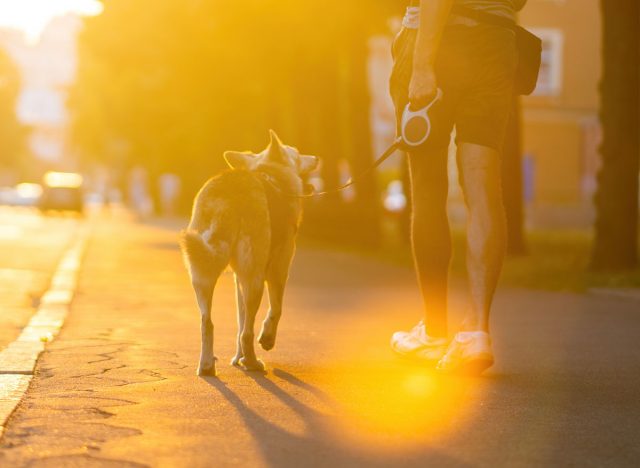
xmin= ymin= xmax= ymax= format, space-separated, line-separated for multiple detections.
xmin=456 ymin=142 xmax=507 ymax=333
xmin=408 ymin=145 xmax=451 ymax=338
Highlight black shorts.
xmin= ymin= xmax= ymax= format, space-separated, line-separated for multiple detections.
xmin=390 ymin=24 xmax=518 ymax=152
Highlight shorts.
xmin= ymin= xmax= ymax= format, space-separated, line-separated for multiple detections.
xmin=389 ymin=24 xmax=518 ymax=152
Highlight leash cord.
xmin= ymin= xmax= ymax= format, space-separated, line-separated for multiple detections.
xmin=264 ymin=137 xmax=403 ymax=199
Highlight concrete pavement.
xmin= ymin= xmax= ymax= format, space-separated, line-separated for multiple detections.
xmin=0 ymin=216 xmax=639 ymax=467
xmin=0 ymin=207 xmax=80 ymax=350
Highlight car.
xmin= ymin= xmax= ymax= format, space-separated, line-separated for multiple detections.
xmin=0 ymin=183 xmax=43 ymax=207
xmin=39 ymin=172 xmax=84 ymax=214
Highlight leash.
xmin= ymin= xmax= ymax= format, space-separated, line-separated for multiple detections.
xmin=261 ymin=89 xmax=443 ymax=200
xmin=256 ymin=137 xmax=401 ymax=199
xmin=299 ymin=137 xmax=403 ymax=199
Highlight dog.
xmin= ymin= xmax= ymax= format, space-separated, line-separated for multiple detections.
xmin=180 ymin=130 xmax=318 ymax=376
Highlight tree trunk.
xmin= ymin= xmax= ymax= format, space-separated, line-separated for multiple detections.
xmin=501 ymin=97 xmax=527 ymax=255
xmin=343 ymin=14 xmax=381 ymax=246
xmin=591 ymin=0 xmax=640 ymax=270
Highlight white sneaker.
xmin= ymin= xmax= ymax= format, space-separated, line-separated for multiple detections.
xmin=436 ymin=331 xmax=494 ymax=375
xmin=390 ymin=321 xmax=448 ymax=361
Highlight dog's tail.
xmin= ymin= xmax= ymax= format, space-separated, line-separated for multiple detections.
xmin=179 ymin=229 xmax=218 ymax=276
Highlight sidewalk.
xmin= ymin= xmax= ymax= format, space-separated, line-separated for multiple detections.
xmin=0 ymin=217 xmax=638 ymax=467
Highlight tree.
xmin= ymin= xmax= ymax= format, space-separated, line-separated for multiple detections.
xmin=501 ymin=98 xmax=527 ymax=255
xmin=0 ymin=47 xmax=26 ymax=172
xmin=591 ymin=0 xmax=640 ymax=270
xmin=70 ymin=0 xmax=382 ymax=238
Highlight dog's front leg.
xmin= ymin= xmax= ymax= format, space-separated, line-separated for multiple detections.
xmin=237 ymin=277 xmax=266 ymax=372
xmin=260 ymin=239 xmax=295 ymax=351
xmin=231 ymin=274 xmax=245 ymax=366
xmin=193 ymin=281 xmax=216 ymax=376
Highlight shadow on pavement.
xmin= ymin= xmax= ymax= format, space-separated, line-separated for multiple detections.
xmin=202 ymin=370 xmax=467 ymax=468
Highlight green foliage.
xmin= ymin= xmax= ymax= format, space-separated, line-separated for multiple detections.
xmin=0 ymin=47 xmax=26 ymax=170
xmin=70 ymin=0 xmax=396 ymax=213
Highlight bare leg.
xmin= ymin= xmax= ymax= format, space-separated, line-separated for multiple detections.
xmin=231 ymin=274 xmax=246 ymax=366
xmin=456 ymin=142 xmax=507 ymax=332
xmin=408 ymin=145 xmax=451 ymax=338
xmin=238 ymin=277 xmax=266 ymax=371
xmin=260 ymin=239 xmax=295 ymax=351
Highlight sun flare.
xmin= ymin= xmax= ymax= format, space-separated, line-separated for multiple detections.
xmin=0 ymin=0 xmax=102 ymax=43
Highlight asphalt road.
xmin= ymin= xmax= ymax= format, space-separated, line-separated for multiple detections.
xmin=0 ymin=207 xmax=80 ymax=351
xmin=0 ymin=216 xmax=638 ymax=467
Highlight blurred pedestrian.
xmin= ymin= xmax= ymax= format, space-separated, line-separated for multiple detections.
xmin=128 ymin=166 xmax=153 ymax=219
xmin=159 ymin=173 xmax=181 ymax=217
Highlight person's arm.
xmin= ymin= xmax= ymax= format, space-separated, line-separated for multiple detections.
xmin=409 ymin=0 xmax=454 ymax=107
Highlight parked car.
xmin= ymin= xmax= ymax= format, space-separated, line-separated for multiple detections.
xmin=39 ymin=172 xmax=84 ymax=214
xmin=0 ymin=183 xmax=43 ymax=207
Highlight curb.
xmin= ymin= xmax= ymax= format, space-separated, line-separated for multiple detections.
xmin=589 ymin=287 xmax=640 ymax=302
xmin=0 ymin=227 xmax=90 ymax=437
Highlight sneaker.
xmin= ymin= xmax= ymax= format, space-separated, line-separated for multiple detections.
xmin=436 ymin=331 xmax=494 ymax=375
xmin=390 ymin=321 xmax=448 ymax=361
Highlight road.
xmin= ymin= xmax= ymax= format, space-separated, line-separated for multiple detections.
xmin=0 ymin=215 xmax=639 ymax=467
xmin=0 ymin=207 xmax=80 ymax=351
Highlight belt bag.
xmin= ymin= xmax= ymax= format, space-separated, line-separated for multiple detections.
xmin=451 ymin=5 xmax=542 ymax=96
xmin=513 ymin=26 xmax=543 ymax=95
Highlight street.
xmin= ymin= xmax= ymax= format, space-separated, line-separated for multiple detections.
xmin=0 ymin=208 xmax=80 ymax=350
xmin=0 ymin=213 xmax=639 ymax=467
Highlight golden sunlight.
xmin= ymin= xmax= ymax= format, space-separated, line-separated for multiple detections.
xmin=320 ymin=310 xmax=480 ymax=450
xmin=0 ymin=0 xmax=102 ymax=42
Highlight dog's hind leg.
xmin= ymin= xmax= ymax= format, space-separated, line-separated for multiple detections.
xmin=193 ymin=279 xmax=217 ymax=376
xmin=181 ymin=229 xmax=228 ymax=376
xmin=237 ymin=276 xmax=266 ymax=372
xmin=230 ymin=274 xmax=246 ymax=367
xmin=260 ymin=238 xmax=296 ymax=351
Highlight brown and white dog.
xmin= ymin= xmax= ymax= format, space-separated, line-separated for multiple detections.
xmin=180 ymin=130 xmax=318 ymax=375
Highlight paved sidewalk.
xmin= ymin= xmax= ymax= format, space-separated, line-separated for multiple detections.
xmin=0 ymin=217 xmax=639 ymax=467
xmin=0 ymin=208 xmax=80 ymax=350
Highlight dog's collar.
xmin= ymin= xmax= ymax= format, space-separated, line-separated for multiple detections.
xmin=255 ymin=171 xmax=284 ymax=195
xmin=255 ymin=171 xmax=313 ymax=198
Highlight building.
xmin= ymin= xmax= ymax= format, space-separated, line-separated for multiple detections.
xmin=0 ymin=14 xmax=82 ymax=167
xmin=520 ymin=0 xmax=601 ymax=226
xmin=369 ymin=0 xmax=603 ymax=227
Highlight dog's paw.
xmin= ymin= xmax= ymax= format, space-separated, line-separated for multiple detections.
xmin=197 ymin=363 xmax=217 ymax=377
xmin=238 ymin=357 xmax=266 ymax=372
xmin=197 ymin=357 xmax=217 ymax=376
xmin=258 ymin=332 xmax=276 ymax=351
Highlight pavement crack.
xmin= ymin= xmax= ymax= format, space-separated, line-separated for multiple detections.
xmin=87 ymin=346 xmax=128 ymax=365
xmin=70 ymin=363 xmax=128 ymax=380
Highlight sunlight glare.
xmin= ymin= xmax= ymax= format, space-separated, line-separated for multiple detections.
xmin=0 ymin=0 xmax=103 ymax=43
xmin=320 ymin=310 xmax=481 ymax=451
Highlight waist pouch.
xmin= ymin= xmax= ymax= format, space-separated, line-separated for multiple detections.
xmin=451 ymin=5 xmax=542 ymax=95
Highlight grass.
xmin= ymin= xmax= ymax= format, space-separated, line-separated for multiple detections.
xmin=301 ymin=221 xmax=640 ymax=293
xmin=498 ymin=230 xmax=640 ymax=292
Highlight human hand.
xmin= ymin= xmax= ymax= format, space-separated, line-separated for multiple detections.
xmin=408 ymin=65 xmax=437 ymax=110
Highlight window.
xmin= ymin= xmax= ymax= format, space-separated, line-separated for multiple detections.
xmin=530 ymin=28 xmax=564 ymax=96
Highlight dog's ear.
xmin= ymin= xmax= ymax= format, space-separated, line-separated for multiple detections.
xmin=266 ymin=129 xmax=287 ymax=162
xmin=224 ymin=151 xmax=256 ymax=169
xmin=299 ymin=154 xmax=319 ymax=174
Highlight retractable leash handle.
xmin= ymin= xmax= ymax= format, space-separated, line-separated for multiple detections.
xmin=289 ymin=89 xmax=444 ymax=199
xmin=401 ymin=88 xmax=443 ymax=148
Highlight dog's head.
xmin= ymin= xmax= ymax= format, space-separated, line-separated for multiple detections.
xmin=223 ymin=130 xmax=319 ymax=181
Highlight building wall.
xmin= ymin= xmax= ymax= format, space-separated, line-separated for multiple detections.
xmin=0 ymin=15 xmax=81 ymax=165
xmin=520 ymin=0 xmax=602 ymax=209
